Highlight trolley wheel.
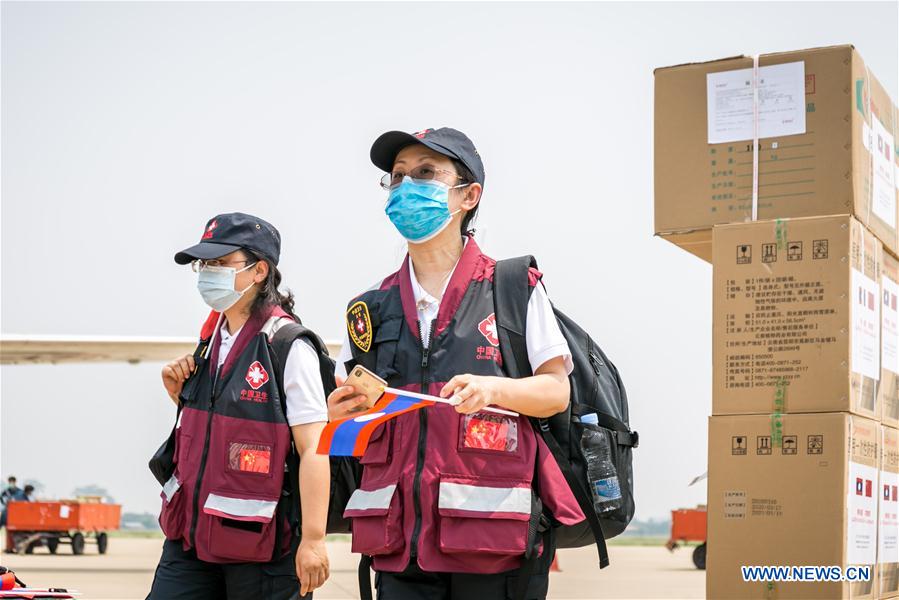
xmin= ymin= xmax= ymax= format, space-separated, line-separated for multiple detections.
xmin=47 ymin=537 xmax=59 ymax=554
xmin=71 ymin=532 xmax=85 ymax=555
xmin=97 ymin=532 xmax=108 ymax=555
xmin=24 ymin=541 xmax=36 ymax=554
xmin=692 ymin=542 xmax=707 ymax=570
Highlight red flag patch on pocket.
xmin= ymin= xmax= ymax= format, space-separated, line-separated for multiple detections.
xmin=461 ymin=412 xmax=518 ymax=452
xmin=229 ymin=443 xmax=272 ymax=474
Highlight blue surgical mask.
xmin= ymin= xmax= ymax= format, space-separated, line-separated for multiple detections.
xmin=197 ymin=263 xmax=256 ymax=311
xmin=385 ymin=177 xmax=463 ymax=244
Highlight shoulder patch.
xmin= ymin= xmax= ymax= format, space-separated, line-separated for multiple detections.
xmin=347 ymin=300 xmax=373 ymax=352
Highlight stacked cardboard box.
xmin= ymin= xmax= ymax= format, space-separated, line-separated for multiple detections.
xmin=655 ymin=45 xmax=899 ymax=262
xmin=708 ymin=414 xmax=879 ymax=599
xmin=654 ymin=45 xmax=898 ymax=598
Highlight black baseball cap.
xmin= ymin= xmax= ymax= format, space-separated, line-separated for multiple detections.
xmin=174 ymin=212 xmax=281 ymax=266
xmin=370 ymin=127 xmax=485 ymax=186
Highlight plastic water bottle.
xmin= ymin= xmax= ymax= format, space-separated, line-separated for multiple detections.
xmin=581 ymin=413 xmax=622 ymax=513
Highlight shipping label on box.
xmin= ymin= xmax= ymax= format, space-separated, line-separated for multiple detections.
xmin=848 ymin=418 xmax=879 ymax=566
xmin=880 ymin=426 xmax=899 ymax=598
xmin=882 ymin=253 xmax=899 ymax=427
xmin=706 ymin=61 xmax=807 ymax=144
xmin=870 ymin=115 xmax=897 ymax=229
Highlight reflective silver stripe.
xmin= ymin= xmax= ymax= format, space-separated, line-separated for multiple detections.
xmin=162 ymin=475 xmax=181 ymax=502
xmin=204 ymin=493 xmax=277 ymax=519
xmin=345 ymin=484 xmax=397 ymax=512
xmin=438 ymin=481 xmax=531 ymax=514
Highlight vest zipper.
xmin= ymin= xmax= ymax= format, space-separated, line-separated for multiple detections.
xmin=409 ymin=319 xmax=436 ymax=560
xmin=189 ymin=365 xmax=220 ymax=549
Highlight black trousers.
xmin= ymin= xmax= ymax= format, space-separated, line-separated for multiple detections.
xmin=375 ymin=532 xmax=556 ymax=600
xmin=146 ymin=538 xmax=310 ymax=600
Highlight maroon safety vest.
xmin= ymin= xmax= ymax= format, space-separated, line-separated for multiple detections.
xmin=158 ymin=305 xmax=295 ymax=563
xmin=342 ymin=237 xmax=584 ymax=574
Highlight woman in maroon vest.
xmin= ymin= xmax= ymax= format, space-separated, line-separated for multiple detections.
xmin=328 ymin=129 xmax=584 ymax=599
xmin=148 ymin=212 xmax=330 ymax=600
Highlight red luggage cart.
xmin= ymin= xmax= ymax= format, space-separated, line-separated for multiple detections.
xmin=666 ymin=505 xmax=707 ymax=569
xmin=6 ymin=496 xmax=121 ymax=555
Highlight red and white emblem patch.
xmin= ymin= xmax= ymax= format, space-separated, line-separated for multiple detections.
xmin=245 ymin=361 xmax=269 ymax=390
xmin=202 ymin=219 xmax=218 ymax=240
xmin=478 ymin=313 xmax=500 ymax=347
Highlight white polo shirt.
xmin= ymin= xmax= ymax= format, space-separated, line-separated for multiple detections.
xmin=217 ymin=322 xmax=328 ymax=426
xmin=334 ymin=257 xmax=573 ymax=379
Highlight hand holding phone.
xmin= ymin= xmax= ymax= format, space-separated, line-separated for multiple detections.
xmin=342 ymin=365 xmax=387 ymax=411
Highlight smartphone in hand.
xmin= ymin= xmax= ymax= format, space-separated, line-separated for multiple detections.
xmin=343 ymin=365 xmax=387 ymax=411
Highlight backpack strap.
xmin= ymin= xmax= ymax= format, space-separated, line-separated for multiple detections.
xmin=271 ymin=321 xmax=337 ymax=403
xmin=267 ymin=320 xmax=336 ymax=560
xmin=493 ymin=256 xmax=536 ymax=379
xmin=494 ymin=257 xmax=611 ymax=572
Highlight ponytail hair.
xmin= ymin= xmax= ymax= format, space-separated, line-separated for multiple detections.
xmin=245 ymin=250 xmax=300 ymax=322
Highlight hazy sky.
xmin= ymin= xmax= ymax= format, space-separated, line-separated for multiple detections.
xmin=2 ymin=1 xmax=897 ymax=521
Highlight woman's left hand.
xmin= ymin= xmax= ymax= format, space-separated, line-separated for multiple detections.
xmin=440 ymin=374 xmax=503 ymax=414
xmin=296 ymin=537 xmax=329 ymax=596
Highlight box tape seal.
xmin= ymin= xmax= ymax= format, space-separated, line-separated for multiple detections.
xmin=751 ymin=53 xmax=760 ymax=222
xmin=770 ymin=377 xmax=786 ymax=448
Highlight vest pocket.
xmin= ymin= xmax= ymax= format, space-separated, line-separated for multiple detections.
xmin=158 ymin=474 xmax=186 ymax=540
xmin=175 ymin=432 xmax=191 ymax=466
xmin=457 ymin=412 xmax=521 ymax=457
xmin=344 ymin=483 xmax=404 ymax=556
xmin=372 ymin=318 xmax=403 ymax=380
xmin=202 ymin=490 xmax=278 ymax=562
xmin=437 ymin=475 xmax=530 ymax=556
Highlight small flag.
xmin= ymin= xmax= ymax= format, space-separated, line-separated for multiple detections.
xmin=317 ymin=391 xmax=435 ymax=457
xmin=865 ymin=479 xmax=872 ymax=498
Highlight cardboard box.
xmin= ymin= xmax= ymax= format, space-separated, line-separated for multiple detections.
xmin=713 ymin=215 xmax=882 ymax=418
xmin=655 ymin=45 xmax=899 ymax=262
xmin=883 ymin=254 xmax=899 ymax=427
xmin=879 ymin=426 xmax=899 ymax=599
xmin=708 ymin=413 xmax=879 ymax=599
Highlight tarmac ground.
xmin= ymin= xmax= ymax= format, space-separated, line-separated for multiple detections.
xmin=0 ymin=537 xmax=704 ymax=599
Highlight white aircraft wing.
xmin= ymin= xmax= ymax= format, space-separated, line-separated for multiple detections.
xmin=0 ymin=334 xmax=342 ymax=364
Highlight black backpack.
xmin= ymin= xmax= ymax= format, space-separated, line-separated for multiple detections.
xmin=269 ymin=321 xmax=362 ymax=537
xmin=493 ymin=256 xmax=638 ymax=571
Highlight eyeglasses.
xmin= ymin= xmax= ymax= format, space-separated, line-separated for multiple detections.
xmin=190 ymin=259 xmax=252 ymax=273
xmin=379 ymin=165 xmax=469 ymax=190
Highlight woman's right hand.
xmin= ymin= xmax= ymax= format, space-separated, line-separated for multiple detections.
xmin=327 ymin=376 xmax=370 ymax=421
xmin=162 ymin=354 xmax=196 ymax=405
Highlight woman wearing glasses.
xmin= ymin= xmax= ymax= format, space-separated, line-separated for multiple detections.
xmin=148 ymin=213 xmax=330 ymax=600
xmin=327 ymin=129 xmax=584 ymax=599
